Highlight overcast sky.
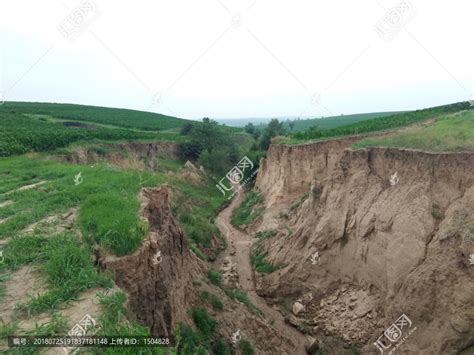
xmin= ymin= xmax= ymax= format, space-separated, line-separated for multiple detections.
xmin=1 ymin=0 xmax=472 ymax=120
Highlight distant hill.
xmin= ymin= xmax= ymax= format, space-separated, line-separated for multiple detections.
xmin=2 ymin=101 xmax=191 ymax=131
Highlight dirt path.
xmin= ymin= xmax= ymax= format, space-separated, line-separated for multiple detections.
xmin=215 ymin=191 xmax=308 ymax=355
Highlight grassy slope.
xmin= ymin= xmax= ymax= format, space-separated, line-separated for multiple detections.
xmin=353 ymin=109 xmax=474 ymax=151
xmin=286 ymin=102 xmax=470 ymax=144
xmin=0 ymin=111 xmax=182 ymax=157
xmin=282 ymin=111 xmax=402 ymax=131
xmin=3 ymin=101 xmax=189 ymax=131
xmin=0 ymin=152 xmax=225 ymax=348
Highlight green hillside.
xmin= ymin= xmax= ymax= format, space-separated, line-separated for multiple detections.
xmin=0 ymin=107 xmax=185 ymax=157
xmin=353 ymin=109 xmax=474 ymax=151
xmin=283 ymin=111 xmax=402 ymax=132
xmin=287 ymin=102 xmax=471 ymax=143
xmin=1 ymin=101 xmax=190 ymax=131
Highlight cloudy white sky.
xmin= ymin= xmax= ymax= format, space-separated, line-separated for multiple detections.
xmin=1 ymin=0 xmax=472 ymax=120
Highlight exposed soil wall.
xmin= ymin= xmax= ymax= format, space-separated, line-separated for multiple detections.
xmin=253 ymin=141 xmax=474 ymax=354
xmin=103 ymin=187 xmax=202 ymax=336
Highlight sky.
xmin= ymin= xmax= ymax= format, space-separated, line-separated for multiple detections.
xmin=1 ymin=0 xmax=472 ymax=120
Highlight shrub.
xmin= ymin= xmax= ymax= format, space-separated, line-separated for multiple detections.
xmin=207 ymin=270 xmax=223 ymax=286
xmin=239 ymin=340 xmax=255 ymax=355
xmin=214 ymin=338 xmax=232 ymax=355
xmin=192 ymin=308 xmax=217 ymax=338
xmin=210 ymin=295 xmax=224 ymax=311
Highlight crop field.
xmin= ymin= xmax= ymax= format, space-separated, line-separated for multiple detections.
xmin=2 ymin=101 xmax=190 ymax=131
xmin=287 ymin=102 xmax=471 ymax=143
xmin=282 ymin=111 xmax=402 ymax=132
xmin=353 ymin=109 xmax=474 ymax=151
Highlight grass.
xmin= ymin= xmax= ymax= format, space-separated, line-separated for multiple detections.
xmin=173 ymin=178 xmax=227 ymax=254
xmin=207 ymin=270 xmax=223 ymax=286
xmin=0 ymin=155 xmax=158 ymax=256
xmin=199 ymin=291 xmax=224 ymax=311
xmin=223 ymin=287 xmax=261 ymax=315
xmin=287 ymin=101 xmax=470 ymax=143
xmin=353 ymin=110 xmax=474 ymax=151
xmin=251 ymin=230 xmax=282 ymax=273
xmin=230 ymin=191 xmax=264 ymax=227
xmin=191 ymin=308 xmax=217 ymax=338
xmin=86 ymin=291 xmax=166 ymax=355
xmin=15 ymin=234 xmax=111 ymax=315
xmin=238 ymin=339 xmax=255 ymax=355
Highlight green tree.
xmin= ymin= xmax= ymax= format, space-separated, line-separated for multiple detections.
xmin=244 ymin=123 xmax=255 ymax=134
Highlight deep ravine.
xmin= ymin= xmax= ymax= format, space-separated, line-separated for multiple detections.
xmin=215 ymin=190 xmax=308 ymax=355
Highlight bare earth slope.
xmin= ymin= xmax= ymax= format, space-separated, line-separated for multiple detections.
xmin=253 ymin=142 xmax=474 ymax=354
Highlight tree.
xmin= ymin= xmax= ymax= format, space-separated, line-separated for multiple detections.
xmin=180 ymin=122 xmax=194 ymax=135
xmin=289 ymin=121 xmax=295 ymax=131
xmin=244 ymin=123 xmax=255 ymax=135
xmin=258 ymin=118 xmax=286 ymax=150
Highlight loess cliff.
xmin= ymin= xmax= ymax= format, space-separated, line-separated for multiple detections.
xmin=253 ymin=141 xmax=474 ymax=354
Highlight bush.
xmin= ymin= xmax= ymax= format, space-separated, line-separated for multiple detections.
xmin=214 ymin=338 xmax=232 ymax=355
xmin=210 ymin=295 xmax=224 ymax=311
xmin=239 ymin=340 xmax=255 ymax=355
xmin=192 ymin=308 xmax=217 ymax=338
xmin=231 ymin=191 xmax=264 ymax=227
xmin=207 ymin=270 xmax=223 ymax=286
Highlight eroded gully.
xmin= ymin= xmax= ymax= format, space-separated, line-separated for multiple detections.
xmin=215 ymin=191 xmax=307 ymax=355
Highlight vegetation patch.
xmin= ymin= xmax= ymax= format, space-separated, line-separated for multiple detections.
xmin=288 ymin=102 xmax=470 ymax=143
xmin=251 ymin=230 xmax=283 ymax=274
xmin=231 ymin=191 xmax=264 ymax=227
xmin=353 ymin=110 xmax=474 ymax=152
xmin=207 ymin=270 xmax=223 ymax=286
xmin=15 ymin=234 xmax=111 ymax=315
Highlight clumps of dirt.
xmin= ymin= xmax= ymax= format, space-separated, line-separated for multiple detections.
xmin=178 ymin=160 xmax=205 ymax=185
xmin=221 ymin=256 xmax=240 ymax=287
xmin=4 ymin=181 xmax=48 ymax=196
xmin=22 ymin=208 xmax=77 ymax=235
xmin=288 ymin=286 xmax=381 ymax=345
xmin=0 ymin=266 xmax=47 ymax=324
xmin=0 ymin=200 xmax=13 ymax=208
